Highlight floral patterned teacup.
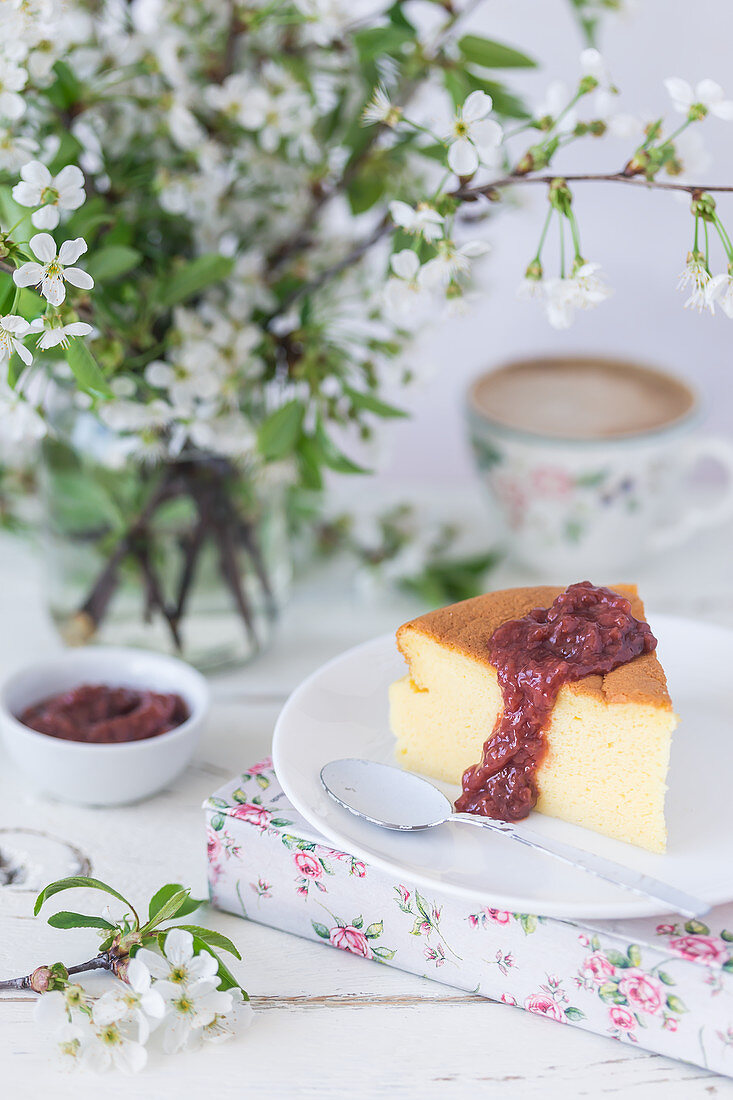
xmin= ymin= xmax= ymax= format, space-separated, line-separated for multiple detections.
xmin=467 ymin=358 xmax=733 ymax=575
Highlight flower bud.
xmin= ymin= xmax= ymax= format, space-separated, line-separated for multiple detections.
xmin=524 ymin=259 xmax=543 ymax=281
xmin=29 ymin=966 xmax=52 ymax=994
xmin=623 ymin=150 xmax=649 ymax=177
xmin=691 ymin=191 xmax=716 ymax=221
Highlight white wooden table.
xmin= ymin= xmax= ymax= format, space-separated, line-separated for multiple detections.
xmin=2 ymin=522 xmax=733 ymax=1100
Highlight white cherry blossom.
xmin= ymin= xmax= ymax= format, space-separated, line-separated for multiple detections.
xmin=383 ymin=250 xmax=432 ymax=323
xmin=135 ymin=929 xmax=219 ymax=989
xmin=665 ymin=78 xmax=733 ymax=120
xmin=389 ymin=201 xmax=443 ymax=241
xmin=0 ymin=58 xmax=28 ymax=120
xmin=199 ymin=987 xmax=254 ymax=1045
xmin=13 ymin=234 xmax=94 ymax=306
xmin=706 ymin=272 xmax=733 ymax=317
xmin=535 ymin=81 xmax=576 ymax=132
xmin=0 ymin=128 xmax=38 ymax=171
xmin=28 ymin=316 xmax=93 ymax=350
xmin=447 ymin=91 xmax=503 ymax=176
xmin=82 ymin=1019 xmax=148 ymax=1075
xmin=92 ymin=959 xmax=166 ymax=1043
xmin=677 ymin=253 xmax=713 ymax=312
xmin=362 ymin=85 xmax=398 ymax=126
xmin=580 ymin=48 xmax=608 ymax=85
xmin=544 ymin=263 xmax=611 ymax=328
xmin=157 ymin=980 xmax=233 ymax=1053
xmin=418 ymin=240 xmax=489 ymax=288
xmin=0 ymin=315 xmax=34 ymax=366
xmin=12 ymin=161 xmax=86 ymax=229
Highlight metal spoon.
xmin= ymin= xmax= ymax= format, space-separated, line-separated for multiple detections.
xmin=320 ymin=758 xmax=709 ymax=919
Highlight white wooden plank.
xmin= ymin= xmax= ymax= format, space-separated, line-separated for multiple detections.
xmin=2 ymin=998 xmax=731 ymax=1100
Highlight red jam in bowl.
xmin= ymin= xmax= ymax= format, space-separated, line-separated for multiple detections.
xmin=455 ymin=581 xmax=657 ymax=822
xmin=17 ymin=684 xmax=190 ymax=744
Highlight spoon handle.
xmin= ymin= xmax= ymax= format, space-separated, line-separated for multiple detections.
xmin=451 ymin=813 xmax=709 ymax=919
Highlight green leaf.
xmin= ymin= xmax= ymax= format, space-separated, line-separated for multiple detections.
xmin=148 ymin=884 xmax=203 ymax=923
xmin=296 ymin=435 xmax=324 ymax=490
xmin=46 ymin=470 xmax=125 ymax=534
xmin=414 ymin=890 xmax=431 ymax=924
xmin=66 ymin=340 xmax=112 ymax=398
xmin=657 ymin=971 xmax=676 ymax=986
xmin=0 ymin=274 xmax=15 ymax=315
xmin=174 ymin=925 xmax=242 ymax=960
xmin=564 ymin=1006 xmax=586 ymax=1021
xmin=343 ymin=385 xmax=407 ymax=419
xmin=346 ymin=162 xmax=388 ymax=215
xmin=257 ymin=400 xmax=304 ymax=461
xmin=518 ymin=913 xmax=537 ymax=935
xmin=365 ymin=921 xmax=383 ymax=940
xmin=47 ymin=60 xmax=82 ymax=110
xmin=721 ymin=928 xmax=733 ymax=942
xmin=186 ymin=933 xmax=247 ymax=997
xmin=352 ymin=915 xmax=364 ymax=930
xmin=723 ymin=958 xmax=733 ymax=973
xmin=314 ymin=422 xmax=370 ymax=475
xmin=444 ymin=68 xmax=471 ymax=108
xmin=312 ymin=921 xmax=330 ymax=940
xmin=159 ymin=253 xmax=233 ymax=309
xmin=86 ymin=245 xmax=141 ymax=282
xmin=463 ymin=74 xmax=529 ymax=120
xmin=605 ymin=950 xmax=631 ymax=969
xmin=626 ymin=944 xmax=642 ymax=968
xmin=47 ymin=911 xmax=116 ymax=930
xmin=35 ymin=876 xmax=135 ymax=918
xmin=210 ymin=812 xmax=225 ymax=830
xmin=666 ymin=994 xmax=688 ymax=1014
xmin=354 ymin=24 xmax=414 ymax=61
xmin=684 ymin=919 xmax=710 ymax=936
xmin=372 ymin=946 xmax=396 ymax=961
xmin=458 ymin=35 xmax=536 ymax=70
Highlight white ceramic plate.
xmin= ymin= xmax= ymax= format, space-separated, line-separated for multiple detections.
xmin=273 ymin=615 xmax=733 ymax=919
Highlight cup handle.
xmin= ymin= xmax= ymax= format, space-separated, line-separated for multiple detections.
xmin=649 ymin=437 xmax=733 ymax=552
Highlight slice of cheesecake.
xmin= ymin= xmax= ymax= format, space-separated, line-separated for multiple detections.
xmin=389 ymin=584 xmax=677 ymax=853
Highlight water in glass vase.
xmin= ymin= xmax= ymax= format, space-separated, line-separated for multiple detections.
xmin=40 ymin=421 xmax=292 ymax=671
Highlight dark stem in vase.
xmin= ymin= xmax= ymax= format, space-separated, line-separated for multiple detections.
xmin=67 ymin=453 xmax=279 ymax=655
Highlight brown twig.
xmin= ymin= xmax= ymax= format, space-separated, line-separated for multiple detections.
xmin=133 ymin=540 xmax=183 ymax=651
xmin=71 ymin=467 xmax=182 ymax=641
xmin=454 ymin=171 xmax=733 ymax=201
xmin=0 ymin=953 xmax=112 ymax=994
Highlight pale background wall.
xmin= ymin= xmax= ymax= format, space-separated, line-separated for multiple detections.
xmin=375 ymin=0 xmax=733 ymax=490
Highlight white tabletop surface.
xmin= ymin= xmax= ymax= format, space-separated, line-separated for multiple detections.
xmin=2 ymin=517 xmax=733 ymax=1100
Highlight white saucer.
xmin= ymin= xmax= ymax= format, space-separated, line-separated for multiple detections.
xmin=272 ymin=615 xmax=733 ymax=919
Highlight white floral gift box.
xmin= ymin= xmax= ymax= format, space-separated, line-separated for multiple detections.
xmin=204 ymin=759 xmax=733 ymax=1076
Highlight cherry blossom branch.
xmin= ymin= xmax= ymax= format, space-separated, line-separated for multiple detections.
xmin=0 ymin=953 xmax=112 ymax=994
xmin=455 ymin=171 xmax=733 ymax=201
xmin=266 ymin=0 xmax=487 ymax=274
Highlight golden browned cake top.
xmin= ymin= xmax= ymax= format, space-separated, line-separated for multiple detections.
xmin=397 ymin=584 xmax=672 ymax=709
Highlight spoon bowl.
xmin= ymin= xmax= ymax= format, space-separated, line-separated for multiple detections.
xmin=320 ymin=758 xmax=453 ymax=830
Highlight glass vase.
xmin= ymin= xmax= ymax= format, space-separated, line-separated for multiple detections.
xmin=39 ymin=416 xmax=292 ymax=671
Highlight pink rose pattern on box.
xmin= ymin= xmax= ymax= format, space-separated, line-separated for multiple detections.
xmin=574 ymin=934 xmax=691 ymax=1043
xmin=312 ymin=910 xmax=396 ymax=963
xmin=205 ymin=763 xmax=733 ymax=1076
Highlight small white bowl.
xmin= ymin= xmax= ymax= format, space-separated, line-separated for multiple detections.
xmin=0 ymin=647 xmax=209 ymax=806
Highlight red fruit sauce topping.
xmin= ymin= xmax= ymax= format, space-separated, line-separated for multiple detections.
xmin=454 ymin=581 xmax=657 ymax=821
